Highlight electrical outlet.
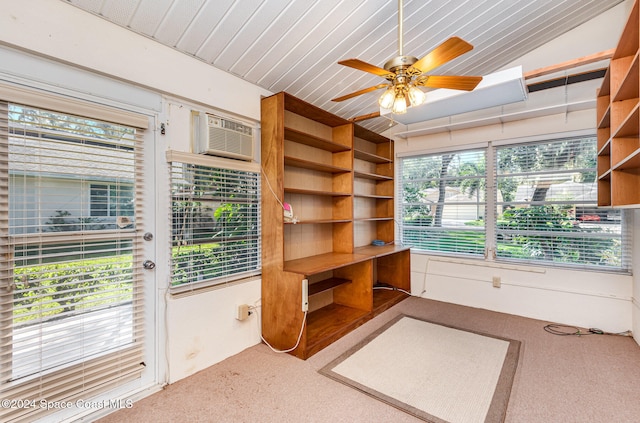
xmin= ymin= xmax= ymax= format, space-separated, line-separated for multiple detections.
xmin=301 ymin=279 xmax=309 ymax=312
xmin=492 ymin=276 xmax=501 ymax=288
xmin=236 ymin=304 xmax=250 ymax=321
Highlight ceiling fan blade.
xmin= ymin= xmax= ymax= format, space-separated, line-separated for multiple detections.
xmin=409 ymin=37 xmax=474 ymax=74
xmin=331 ymin=84 xmax=389 ymax=102
xmin=419 ymin=75 xmax=483 ymax=91
xmin=338 ymin=58 xmax=394 ymax=78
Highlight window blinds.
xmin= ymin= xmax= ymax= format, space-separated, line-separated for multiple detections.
xmin=399 ymin=149 xmax=486 ymax=256
xmin=495 ymin=137 xmax=627 ymax=271
xmin=398 ymin=137 xmax=627 ymax=271
xmin=168 ymin=153 xmax=261 ymax=293
xmin=0 ymin=101 xmax=146 ymax=422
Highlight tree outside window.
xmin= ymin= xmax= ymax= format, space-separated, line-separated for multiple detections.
xmin=399 ymin=136 xmax=626 ymax=271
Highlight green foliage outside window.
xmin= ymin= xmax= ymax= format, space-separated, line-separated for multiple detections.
xmin=400 ymin=137 xmax=625 ymax=270
xmin=12 ymin=256 xmax=133 ymax=325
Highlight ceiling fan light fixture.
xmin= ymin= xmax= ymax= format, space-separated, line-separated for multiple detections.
xmin=392 ymin=93 xmax=408 ymax=114
xmin=408 ymin=84 xmax=426 ymax=107
xmin=378 ymin=87 xmax=396 ymax=109
xmin=332 ymin=0 xmax=482 ymax=116
xmin=379 ymin=83 xmax=424 ymax=114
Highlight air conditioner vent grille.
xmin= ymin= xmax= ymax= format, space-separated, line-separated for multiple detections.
xmin=204 ymin=115 xmax=254 ymax=161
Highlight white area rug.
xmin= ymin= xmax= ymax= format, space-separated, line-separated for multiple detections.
xmin=320 ymin=315 xmax=520 ymax=423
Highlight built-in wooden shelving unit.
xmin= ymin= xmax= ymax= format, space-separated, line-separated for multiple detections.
xmin=261 ymin=92 xmax=410 ymax=359
xmin=597 ymin=0 xmax=640 ymax=207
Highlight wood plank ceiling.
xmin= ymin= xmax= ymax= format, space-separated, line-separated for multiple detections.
xmin=63 ymin=0 xmax=624 ymax=132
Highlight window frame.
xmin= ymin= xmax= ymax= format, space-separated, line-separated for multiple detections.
xmin=90 ymin=182 xmax=134 ymax=218
xmin=398 ymin=147 xmax=488 ymax=258
xmin=492 ymin=136 xmax=628 ymax=272
xmin=167 ymin=151 xmax=261 ymax=294
xmin=397 ymin=136 xmax=629 ymax=274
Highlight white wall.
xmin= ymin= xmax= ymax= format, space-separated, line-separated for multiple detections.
xmin=165 ymin=280 xmax=262 ymax=383
xmin=410 ymin=255 xmax=632 ymax=332
xmin=158 ymin=99 xmax=263 ymax=383
xmin=397 ymin=2 xmax=636 ymax=335
xmin=0 ymin=0 xmax=270 ymax=386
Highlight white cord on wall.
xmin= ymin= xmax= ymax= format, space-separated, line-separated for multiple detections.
xmin=373 ymin=286 xmax=413 ymax=296
xmin=250 ymin=302 xmax=307 ymax=354
xmin=260 ymin=167 xmax=298 ymax=223
xmin=260 ymin=167 xmax=286 ymax=210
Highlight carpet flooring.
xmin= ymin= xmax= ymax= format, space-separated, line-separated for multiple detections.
xmin=98 ymin=297 xmax=640 ymax=423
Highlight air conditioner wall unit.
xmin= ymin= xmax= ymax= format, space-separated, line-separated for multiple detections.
xmin=193 ymin=112 xmax=254 ymax=161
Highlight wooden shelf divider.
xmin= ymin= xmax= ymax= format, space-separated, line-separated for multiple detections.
xmin=285 ymin=156 xmax=351 ymax=173
xmin=354 ymin=149 xmax=393 ymax=163
xmin=308 ymin=277 xmax=352 ymax=296
xmin=284 ymin=127 xmax=350 ymax=152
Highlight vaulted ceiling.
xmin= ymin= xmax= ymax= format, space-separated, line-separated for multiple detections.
xmin=63 ymin=0 xmax=623 ymax=132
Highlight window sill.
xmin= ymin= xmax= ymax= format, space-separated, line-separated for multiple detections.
xmin=169 ymin=273 xmax=262 ymax=298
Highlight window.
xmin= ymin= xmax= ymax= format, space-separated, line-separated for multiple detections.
xmin=399 ymin=149 xmax=486 ymax=256
xmin=495 ymin=137 xmax=625 ymax=271
xmin=169 ymin=154 xmax=261 ymax=292
xmin=398 ymin=136 xmax=627 ymax=272
xmin=0 ymin=101 xmax=146 ymax=422
xmin=90 ymin=183 xmax=134 ymax=218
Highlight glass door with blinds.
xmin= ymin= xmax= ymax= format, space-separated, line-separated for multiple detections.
xmin=0 ymin=101 xmax=152 ymax=422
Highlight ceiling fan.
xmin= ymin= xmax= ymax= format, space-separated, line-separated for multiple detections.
xmin=331 ymin=0 xmax=482 ymax=115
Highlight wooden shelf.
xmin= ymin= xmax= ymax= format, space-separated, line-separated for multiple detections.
xmin=611 ymin=55 xmax=635 ymax=98
xmin=373 ymin=288 xmax=410 ymax=314
xmin=354 ymin=244 xmax=410 ymax=258
xmin=354 ymin=170 xmax=393 ymax=180
xmin=611 ymin=168 xmax=640 ymax=205
xmin=305 ymin=303 xmax=370 ymax=357
xmin=598 ymin=179 xmax=612 ymax=207
xmin=599 ymin=168 xmax=612 ymax=181
xmin=283 ymin=92 xmax=352 ymax=127
xmin=598 ymin=137 xmax=611 ymax=156
xmin=612 ymin=104 xmax=640 ymax=138
xmin=285 ymin=156 xmax=351 ymax=173
xmin=308 ymin=277 xmax=351 ymax=296
xmin=355 ymin=217 xmax=393 ymax=222
xmin=597 ymin=92 xmax=610 ymax=119
xmin=613 ymin=147 xmax=640 ymax=170
xmin=597 ymin=0 xmax=640 ymax=207
xmin=285 ymin=218 xmax=351 ymax=225
xmin=284 ymin=187 xmax=351 ymax=197
xmin=613 ymin=53 xmax=639 ymax=102
xmin=599 ymin=68 xmax=611 ymax=96
xmin=354 ymin=193 xmax=394 ymax=199
xmin=354 ymin=125 xmax=391 ymax=144
xmin=354 ymin=149 xmax=392 ymax=163
xmin=598 ymin=153 xmax=610 ymax=179
xmin=597 ymin=106 xmax=611 ymax=129
xmin=284 ymin=252 xmax=370 ymax=275
xmin=284 ymin=127 xmax=350 ymax=152
xmin=612 ymin=136 xmax=639 ymax=166
xmin=612 ymin=0 xmax=639 ymax=60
